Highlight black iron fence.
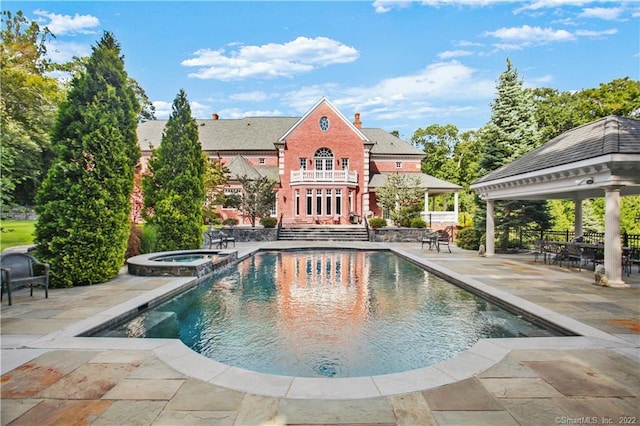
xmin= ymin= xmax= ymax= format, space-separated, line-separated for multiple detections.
xmin=498 ymin=227 xmax=640 ymax=250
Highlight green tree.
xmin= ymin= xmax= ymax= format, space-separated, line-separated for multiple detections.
xmin=376 ymin=174 xmax=423 ymax=226
xmin=142 ymin=89 xmax=205 ymax=251
xmin=34 ymin=32 xmax=140 ymax=287
xmin=411 ymin=124 xmax=456 ymax=180
xmin=235 ymin=175 xmax=277 ymax=227
xmin=531 ymin=78 xmax=640 ymax=233
xmin=203 ymin=157 xmax=229 ymax=224
xmin=475 ymin=59 xmax=551 ymax=248
xmin=0 ymin=10 xmax=64 ymax=207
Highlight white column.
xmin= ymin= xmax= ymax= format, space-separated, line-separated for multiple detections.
xmin=454 ymin=192 xmax=459 ymax=225
xmin=574 ymin=199 xmax=583 ymax=236
xmin=486 ymin=199 xmax=495 ymax=257
xmin=424 ymin=192 xmax=429 ymax=213
xmin=604 ymin=187 xmax=627 ymax=287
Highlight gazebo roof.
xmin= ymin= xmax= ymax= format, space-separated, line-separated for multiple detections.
xmin=369 ymin=173 xmax=462 ymax=193
xmin=471 ymin=115 xmax=640 ymax=200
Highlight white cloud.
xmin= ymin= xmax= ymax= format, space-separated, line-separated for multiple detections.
xmin=182 ymin=37 xmax=359 ymax=80
xmin=45 ymin=40 xmax=91 ymax=63
xmin=152 ymin=101 xmax=172 ymax=119
xmin=33 ymin=9 xmax=99 ymax=35
xmin=372 ymin=0 xmax=412 ymax=13
xmin=578 ymin=7 xmax=623 ymax=20
xmin=228 ymin=91 xmax=271 ymax=102
xmin=282 ymin=60 xmax=495 ymax=128
xmin=575 ymin=28 xmax=618 ymax=37
xmin=485 ymin=25 xmax=575 ymax=44
xmin=438 ymin=50 xmax=474 ymax=59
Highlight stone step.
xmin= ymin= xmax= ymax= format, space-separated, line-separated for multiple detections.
xmin=278 ymin=227 xmax=369 ymax=242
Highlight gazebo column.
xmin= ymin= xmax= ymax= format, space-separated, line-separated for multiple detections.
xmin=574 ymin=199 xmax=583 ymax=237
xmin=604 ymin=187 xmax=627 ymax=287
xmin=485 ymin=199 xmax=495 ymax=256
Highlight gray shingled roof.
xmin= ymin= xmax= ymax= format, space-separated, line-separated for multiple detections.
xmin=226 ymin=155 xmax=262 ymax=179
xmin=475 ymin=115 xmax=640 ymax=184
xmin=369 ymin=173 xmax=462 ymax=191
xmin=137 ymin=117 xmax=423 ymax=156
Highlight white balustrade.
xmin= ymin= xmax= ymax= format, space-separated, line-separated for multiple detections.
xmin=290 ymin=169 xmax=358 ymax=183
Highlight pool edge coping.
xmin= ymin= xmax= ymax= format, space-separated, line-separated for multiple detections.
xmin=18 ymin=244 xmax=637 ymax=400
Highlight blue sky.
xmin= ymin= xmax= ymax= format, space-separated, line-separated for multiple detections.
xmin=6 ymin=1 xmax=639 ymax=139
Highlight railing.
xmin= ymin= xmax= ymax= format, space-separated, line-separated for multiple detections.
xmin=498 ymin=227 xmax=640 ymax=250
xmin=290 ymin=169 xmax=358 ymax=184
xmin=421 ymin=211 xmax=458 ymax=225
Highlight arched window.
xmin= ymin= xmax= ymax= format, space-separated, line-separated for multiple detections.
xmin=314 ymin=147 xmax=334 ymax=171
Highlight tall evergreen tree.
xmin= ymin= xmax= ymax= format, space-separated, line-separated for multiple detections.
xmin=142 ymin=89 xmax=205 ymax=250
xmin=34 ymin=32 xmax=140 ymax=287
xmin=475 ymin=59 xmax=551 ymax=248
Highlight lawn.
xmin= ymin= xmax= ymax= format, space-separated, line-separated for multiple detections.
xmin=0 ymin=220 xmax=36 ymax=252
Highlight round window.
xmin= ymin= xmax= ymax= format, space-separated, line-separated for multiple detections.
xmin=319 ymin=116 xmax=329 ymax=131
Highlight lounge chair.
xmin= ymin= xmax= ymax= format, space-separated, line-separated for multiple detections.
xmin=1 ymin=252 xmax=49 ymax=306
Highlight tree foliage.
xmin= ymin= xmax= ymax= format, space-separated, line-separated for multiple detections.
xmin=34 ymin=32 xmax=140 ymax=287
xmin=475 ymin=59 xmax=551 ymax=248
xmin=376 ymin=174 xmax=423 ymax=226
xmin=0 ymin=10 xmax=64 ymax=207
xmin=203 ymin=157 xmax=229 ymax=224
xmin=142 ymin=89 xmax=205 ymax=251
xmin=234 ymin=175 xmax=277 ymax=227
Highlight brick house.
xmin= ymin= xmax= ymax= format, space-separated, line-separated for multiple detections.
xmin=137 ymin=97 xmax=461 ymax=228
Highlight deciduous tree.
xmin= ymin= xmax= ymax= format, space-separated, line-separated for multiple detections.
xmin=234 ymin=175 xmax=277 ymax=227
xmin=0 ymin=10 xmax=63 ymax=207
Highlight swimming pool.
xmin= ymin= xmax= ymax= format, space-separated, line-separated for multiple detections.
xmin=99 ymin=250 xmax=563 ymax=377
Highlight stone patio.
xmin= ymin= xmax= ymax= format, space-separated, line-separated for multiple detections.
xmin=1 ymin=241 xmax=638 ymax=425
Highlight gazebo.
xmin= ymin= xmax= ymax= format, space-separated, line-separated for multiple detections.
xmin=470 ymin=115 xmax=640 ymax=287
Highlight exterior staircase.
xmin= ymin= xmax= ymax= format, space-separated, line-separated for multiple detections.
xmin=277 ymin=226 xmax=369 ymax=242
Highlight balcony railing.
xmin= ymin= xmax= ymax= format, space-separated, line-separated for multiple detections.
xmin=290 ymin=169 xmax=358 ymax=184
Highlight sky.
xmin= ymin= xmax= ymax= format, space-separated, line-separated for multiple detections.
xmin=5 ymin=0 xmax=639 ymax=139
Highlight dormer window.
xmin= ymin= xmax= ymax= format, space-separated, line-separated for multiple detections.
xmin=319 ymin=116 xmax=329 ymax=132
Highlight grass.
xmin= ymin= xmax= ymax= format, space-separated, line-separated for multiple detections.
xmin=0 ymin=220 xmax=36 ymax=252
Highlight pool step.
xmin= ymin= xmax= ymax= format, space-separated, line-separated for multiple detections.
xmin=278 ymin=226 xmax=369 ymax=242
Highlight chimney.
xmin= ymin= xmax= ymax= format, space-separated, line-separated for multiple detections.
xmin=354 ymin=112 xmax=362 ymax=129
xmin=212 ymin=113 xmax=219 ymax=120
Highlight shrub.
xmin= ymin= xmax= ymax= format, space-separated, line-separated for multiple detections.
xmin=126 ymin=224 xmax=143 ymax=258
xmin=222 ymin=218 xmax=239 ymax=226
xmin=260 ymin=217 xmax=277 ymax=228
xmin=410 ymin=217 xmax=427 ymax=228
xmin=369 ymin=217 xmax=387 ymax=229
xmin=140 ymin=224 xmax=159 ymax=254
xmin=456 ymin=227 xmax=481 ymax=250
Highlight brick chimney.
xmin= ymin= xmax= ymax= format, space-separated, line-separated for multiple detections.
xmin=354 ymin=112 xmax=362 ymax=129
xmin=212 ymin=113 xmax=219 ymax=120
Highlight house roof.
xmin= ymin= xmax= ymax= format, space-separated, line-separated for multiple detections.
xmin=474 ymin=115 xmax=640 ymax=185
xmin=369 ymin=173 xmax=462 ymax=192
xmin=137 ymin=118 xmax=424 ymax=157
xmin=225 ymin=156 xmax=279 ymax=181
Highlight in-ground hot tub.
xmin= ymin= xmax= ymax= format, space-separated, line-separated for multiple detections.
xmin=126 ymin=249 xmax=236 ymax=277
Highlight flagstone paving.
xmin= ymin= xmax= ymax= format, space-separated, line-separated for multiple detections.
xmin=1 ymin=241 xmax=638 ymax=425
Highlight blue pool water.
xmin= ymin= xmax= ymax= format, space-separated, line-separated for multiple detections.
xmin=99 ymin=250 xmax=560 ymax=377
